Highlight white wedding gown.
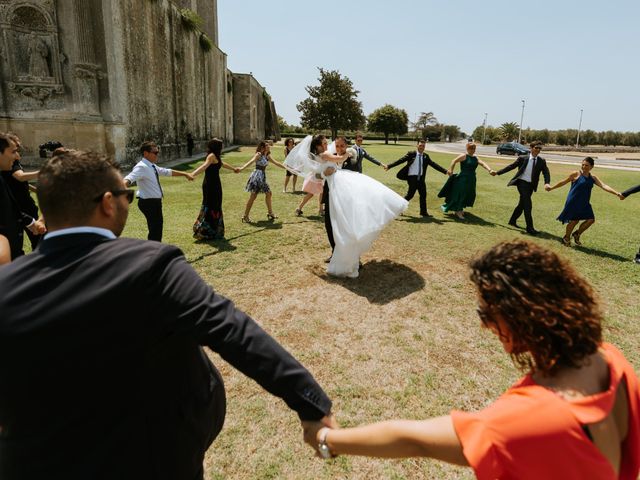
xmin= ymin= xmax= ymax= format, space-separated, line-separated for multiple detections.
xmin=325 ymin=162 xmax=408 ymax=278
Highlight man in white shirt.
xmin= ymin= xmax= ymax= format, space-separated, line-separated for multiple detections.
xmin=494 ymin=141 xmax=551 ymax=235
xmin=124 ymin=141 xmax=193 ymax=241
xmin=385 ymin=139 xmax=448 ymax=217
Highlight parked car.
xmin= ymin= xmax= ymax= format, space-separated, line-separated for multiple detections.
xmin=496 ymin=142 xmax=530 ymax=155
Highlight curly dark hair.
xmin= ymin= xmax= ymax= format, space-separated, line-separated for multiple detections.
xmin=469 ymin=240 xmax=602 ymax=376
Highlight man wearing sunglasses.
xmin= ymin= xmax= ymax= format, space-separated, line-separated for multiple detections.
xmin=124 ymin=140 xmax=194 ymax=242
xmin=493 ymin=140 xmax=551 ymax=235
xmin=0 ymin=150 xmax=335 ymax=479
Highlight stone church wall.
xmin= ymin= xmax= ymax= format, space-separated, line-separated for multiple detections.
xmin=0 ymin=0 xmax=275 ymax=167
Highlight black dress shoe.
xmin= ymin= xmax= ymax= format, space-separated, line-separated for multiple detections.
xmin=508 ymin=220 xmax=521 ymax=228
xmin=420 ymin=212 xmax=432 ymax=217
xmin=526 ymin=228 xmax=539 ymax=235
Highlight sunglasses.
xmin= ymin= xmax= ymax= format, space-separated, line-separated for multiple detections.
xmin=532 ymin=146 xmax=542 ymax=150
xmin=93 ymin=189 xmax=135 ymax=204
xmin=150 ymin=150 xmax=160 ymax=155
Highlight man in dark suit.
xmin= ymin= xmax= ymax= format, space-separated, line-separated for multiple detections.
xmin=0 ymin=150 xmax=335 ymax=479
xmin=494 ymin=140 xmax=551 ymax=235
xmin=1 ymin=133 xmax=42 ymax=249
xmin=349 ymin=133 xmax=387 ymax=173
xmin=621 ymin=183 xmax=640 ymax=263
xmin=385 ymin=138 xmax=448 ymax=217
xmin=0 ymin=133 xmax=45 ymax=262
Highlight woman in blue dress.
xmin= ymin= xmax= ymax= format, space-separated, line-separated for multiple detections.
xmin=548 ymin=157 xmax=623 ymax=246
xmin=238 ymin=141 xmax=287 ymax=222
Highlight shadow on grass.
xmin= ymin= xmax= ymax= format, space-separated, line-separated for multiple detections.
xmin=397 ymin=215 xmax=446 ymax=225
xmin=311 ymin=259 xmax=425 ymax=305
xmin=571 ymin=245 xmax=631 ymax=262
xmin=458 ymin=212 xmax=497 ymax=227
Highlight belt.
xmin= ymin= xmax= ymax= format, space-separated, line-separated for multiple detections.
xmin=255 ymin=165 xmax=266 ymax=171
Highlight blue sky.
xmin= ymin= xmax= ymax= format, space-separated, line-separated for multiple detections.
xmin=219 ymin=0 xmax=639 ymax=135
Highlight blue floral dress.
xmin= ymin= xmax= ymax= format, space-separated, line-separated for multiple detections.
xmin=245 ymin=155 xmax=271 ymax=193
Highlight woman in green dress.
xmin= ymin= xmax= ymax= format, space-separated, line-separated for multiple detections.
xmin=440 ymin=143 xmax=495 ymax=219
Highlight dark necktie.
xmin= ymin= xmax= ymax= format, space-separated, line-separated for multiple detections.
xmin=153 ymin=165 xmax=164 ymax=198
xmin=531 ymin=157 xmax=537 ymax=170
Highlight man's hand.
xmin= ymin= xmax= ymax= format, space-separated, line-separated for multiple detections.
xmin=383 ymin=165 xmax=389 ymax=171
xmin=619 ymin=193 xmax=626 ymax=200
xmin=301 ymin=414 xmax=339 ymax=456
xmin=323 ymin=167 xmax=335 ymax=177
xmin=490 ymin=170 xmax=497 ymax=176
xmin=544 ymin=184 xmax=551 ymax=192
xmin=186 ymin=173 xmax=195 ymax=181
xmin=234 ymin=167 xmax=240 ymax=173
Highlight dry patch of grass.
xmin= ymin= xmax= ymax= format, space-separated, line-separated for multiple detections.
xmin=121 ymin=143 xmax=640 ymax=479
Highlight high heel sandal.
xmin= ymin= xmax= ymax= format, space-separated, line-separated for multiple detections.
xmin=572 ymin=232 xmax=582 ymax=246
xmin=562 ymin=235 xmax=571 ymax=246
xmin=241 ymin=215 xmax=251 ymax=223
xmin=267 ymin=213 xmax=278 ymax=220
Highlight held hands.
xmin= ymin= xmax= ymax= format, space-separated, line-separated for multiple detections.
xmin=29 ymin=220 xmax=47 ymax=235
xmin=618 ymin=193 xmax=626 ymax=200
xmin=234 ymin=167 xmax=240 ymax=174
xmin=383 ymin=164 xmax=389 ymax=171
xmin=447 ymin=169 xmax=453 ymax=176
xmin=544 ymin=184 xmax=552 ymax=192
xmin=302 ymin=413 xmax=339 ymax=457
xmin=186 ymin=173 xmax=195 ymax=182
xmin=490 ymin=170 xmax=497 ymax=176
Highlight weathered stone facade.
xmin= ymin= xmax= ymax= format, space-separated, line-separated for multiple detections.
xmin=0 ymin=0 xmax=278 ymax=166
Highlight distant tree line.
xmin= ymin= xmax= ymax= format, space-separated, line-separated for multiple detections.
xmin=279 ymin=68 xmax=465 ymax=143
xmin=471 ymin=123 xmax=640 ymax=147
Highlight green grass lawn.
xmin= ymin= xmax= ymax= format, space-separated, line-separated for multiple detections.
xmin=122 ymin=141 xmax=640 ymax=479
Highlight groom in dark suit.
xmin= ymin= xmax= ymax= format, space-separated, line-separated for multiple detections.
xmin=385 ymin=139 xmax=448 ymax=217
xmin=0 ymin=150 xmax=335 ymax=480
xmin=494 ymin=140 xmax=551 ymax=235
xmin=621 ymin=183 xmax=640 ymax=263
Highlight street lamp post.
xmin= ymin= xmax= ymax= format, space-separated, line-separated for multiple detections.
xmin=518 ymin=99 xmax=525 ymax=144
xmin=482 ymin=113 xmax=488 ymax=144
xmin=575 ymin=108 xmax=584 ymax=148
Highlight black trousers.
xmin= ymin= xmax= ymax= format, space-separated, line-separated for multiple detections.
xmin=138 ymin=198 xmax=163 ymax=242
xmin=322 ymin=182 xmax=335 ymax=250
xmin=405 ymin=175 xmax=428 ymax=215
xmin=510 ymin=180 xmax=535 ymax=229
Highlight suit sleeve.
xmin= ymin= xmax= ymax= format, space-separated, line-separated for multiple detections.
xmin=541 ymin=160 xmax=551 ymax=184
xmin=622 ymin=184 xmax=640 ymax=197
xmin=150 ymin=247 xmax=332 ymax=421
xmin=387 ymin=152 xmax=411 ymax=169
xmin=496 ymin=157 xmax=522 ymax=176
xmin=425 ymin=155 xmax=448 ymax=175
xmin=362 ymin=149 xmax=381 ymax=166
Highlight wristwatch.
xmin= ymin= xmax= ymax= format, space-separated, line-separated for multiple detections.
xmin=317 ymin=427 xmax=334 ymax=459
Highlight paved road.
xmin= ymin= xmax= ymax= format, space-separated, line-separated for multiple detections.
xmin=427 ymin=142 xmax=640 ymax=172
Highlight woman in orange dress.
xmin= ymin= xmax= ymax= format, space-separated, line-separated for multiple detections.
xmin=304 ymin=240 xmax=640 ymax=479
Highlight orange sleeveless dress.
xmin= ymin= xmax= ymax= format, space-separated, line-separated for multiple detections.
xmin=452 ymin=343 xmax=640 ymax=479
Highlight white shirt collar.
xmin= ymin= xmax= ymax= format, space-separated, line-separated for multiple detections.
xmin=141 ymin=157 xmax=154 ymax=167
xmin=44 ymin=226 xmax=117 ymax=240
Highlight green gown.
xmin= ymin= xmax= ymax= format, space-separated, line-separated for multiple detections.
xmin=440 ymin=154 xmax=478 ymax=212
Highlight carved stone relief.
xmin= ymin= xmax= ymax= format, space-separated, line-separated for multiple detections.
xmin=0 ymin=1 xmax=64 ymax=108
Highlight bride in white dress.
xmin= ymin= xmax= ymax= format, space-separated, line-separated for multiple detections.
xmin=285 ymin=135 xmax=408 ymax=278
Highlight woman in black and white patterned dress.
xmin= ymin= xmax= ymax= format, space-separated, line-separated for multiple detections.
xmin=238 ymin=141 xmax=286 ymax=223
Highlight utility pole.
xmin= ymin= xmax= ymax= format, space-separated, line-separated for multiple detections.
xmin=575 ymin=108 xmax=584 ymax=148
xmin=518 ymin=99 xmax=525 ymax=144
xmin=482 ymin=113 xmax=488 ymax=144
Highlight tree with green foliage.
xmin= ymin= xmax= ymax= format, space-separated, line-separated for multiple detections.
xmin=499 ymin=122 xmax=520 ymax=141
xmin=297 ymin=68 xmax=365 ymax=139
xmin=367 ymin=105 xmax=409 ymax=144
xmin=411 ymin=112 xmax=438 ymax=132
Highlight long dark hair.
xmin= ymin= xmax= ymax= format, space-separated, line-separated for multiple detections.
xmin=310 ymin=135 xmax=325 ymax=154
xmin=207 ymin=138 xmax=223 ymax=159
